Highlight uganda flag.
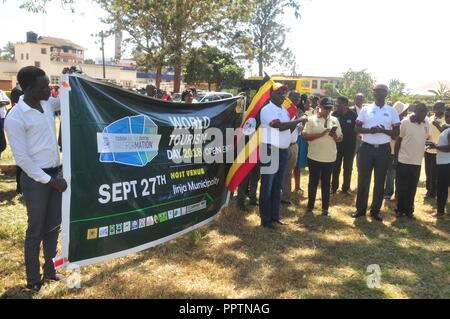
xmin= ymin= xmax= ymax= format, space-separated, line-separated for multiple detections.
xmin=225 ymin=76 xmax=297 ymax=192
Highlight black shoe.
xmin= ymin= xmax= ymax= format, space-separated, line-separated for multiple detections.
xmin=342 ymin=190 xmax=353 ymax=196
xmin=281 ymin=200 xmax=292 ymax=205
xmin=370 ymin=213 xmax=383 ymax=222
xmin=43 ymin=274 xmax=65 ymax=282
xmin=249 ymin=200 xmax=258 ymax=206
xmin=395 ymin=209 xmax=403 ymax=218
xmin=272 ymin=219 xmax=288 ymax=225
xmin=26 ymin=281 xmax=43 ymax=292
xmin=405 ymin=214 xmax=416 ymax=220
xmin=330 ymin=190 xmax=337 ymax=195
xmin=305 ymin=208 xmax=313 ymax=214
xmin=425 ymin=193 xmax=436 ymax=199
xmin=238 ymin=204 xmax=249 ymax=212
xmin=321 ymin=210 xmax=330 ymax=216
xmin=351 ymin=212 xmax=365 ymax=218
xmin=261 ymin=221 xmax=275 ymax=229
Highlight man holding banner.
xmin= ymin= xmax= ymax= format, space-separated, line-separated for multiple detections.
xmin=5 ymin=66 xmax=67 ymax=292
xmin=259 ymin=83 xmax=307 ymax=229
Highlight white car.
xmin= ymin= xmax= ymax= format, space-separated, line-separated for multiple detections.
xmin=197 ymin=92 xmax=233 ymax=102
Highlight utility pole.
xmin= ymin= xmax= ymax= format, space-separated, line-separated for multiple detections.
xmin=100 ymin=31 xmax=106 ymax=79
xmin=92 ymin=31 xmax=108 ymax=79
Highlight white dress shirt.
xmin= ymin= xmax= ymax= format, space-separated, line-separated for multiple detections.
xmin=356 ymin=103 xmax=400 ymax=145
xmin=260 ymin=101 xmax=292 ymax=149
xmin=5 ymin=96 xmax=61 ymax=184
xmin=0 ymin=90 xmax=10 ymax=119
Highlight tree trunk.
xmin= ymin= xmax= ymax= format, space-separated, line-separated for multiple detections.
xmin=156 ymin=65 xmax=162 ymax=89
xmin=208 ymin=82 xmax=211 ymax=91
xmin=173 ymin=64 xmax=182 ymax=93
xmin=258 ymin=54 xmax=263 ymax=77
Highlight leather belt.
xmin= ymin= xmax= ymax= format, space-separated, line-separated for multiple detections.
xmin=42 ymin=165 xmax=62 ymax=174
xmin=362 ymin=142 xmax=389 ymax=149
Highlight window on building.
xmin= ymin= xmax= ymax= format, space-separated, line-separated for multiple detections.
xmin=312 ymin=80 xmax=318 ymax=89
xmin=26 ymin=53 xmax=29 ymax=60
xmin=21 ymin=53 xmax=24 ymax=60
xmin=35 ymin=61 xmax=40 ymax=67
xmin=320 ymin=80 xmax=328 ymax=89
xmin=301 ymin=80 xmax=310 ymax=89
xmin=41 ymin=48 xmax=47 ymax=54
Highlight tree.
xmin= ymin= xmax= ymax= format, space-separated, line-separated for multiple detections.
xmin=98 ymin=0 xmax=251 ymax=92
xmin=0 ymin=42 xmax=15 ymax=60
xmin=184 ymin=45 xmax=245 ymax=91
xmin=387 ymin=79 xmax=407 ymax=104
xmin=428 ymin=82 xmax=449 ymax=100
xmin=336 ymin=69 xmax=376 ymax=101
xmin=3 ymin=0 xmax=75 ymax=13
xmin=323 ymin=83 xmax=338 ymax=97
xmin=230 ymin=0 xmax=300 ymax=76
xmin=97 ymin=0 xmax=171 ymax=89
xmin=84 ymin=58 xmax=96 ymax=64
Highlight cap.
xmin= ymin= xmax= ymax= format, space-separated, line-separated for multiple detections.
xmin=273 ymin=82 xmax=288 ymax=91
xmin=320 ymin=97 xmax=334 ymax=108
xmin=393 ymin=101 xmax=410 ymax=115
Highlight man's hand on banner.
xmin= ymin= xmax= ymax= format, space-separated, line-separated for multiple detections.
xmin=48 ymin=177 xmax=68 ymax=192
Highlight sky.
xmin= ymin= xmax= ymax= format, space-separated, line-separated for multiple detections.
xmin=0 ymin=0 xmax=449 ymax=88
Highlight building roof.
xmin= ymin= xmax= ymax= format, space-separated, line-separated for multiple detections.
xmin=38 ymin=36 xmax=85 ymax=51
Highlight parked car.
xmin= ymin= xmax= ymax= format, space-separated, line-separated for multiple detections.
xmin=196 ymin=92 xmax=233 ymax=102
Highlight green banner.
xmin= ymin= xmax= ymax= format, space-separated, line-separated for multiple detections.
xmin=59 ymin=75 xmax=241 ymax=266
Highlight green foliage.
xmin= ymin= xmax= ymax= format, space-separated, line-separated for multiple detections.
xmin=0 ymin=42 xmax=14 ymax=60
xmin=336 ymin=69 xmax=375 ymax=101
xmin=323 ymin=83 xmax=338 ymax=97
xmin=98 ymin=0 xmax=252 ymax=92
xmin=230 ymin=0 xmax=300 ymax=76
xmin=387 ymin=79 xmax=407 ymax=105
xmin=4 ymin=0 xmax=75 ymax=13
xmin=83 ymin=58 xmax=96 ymax=65
xmin=188 ymin=229 xmax=203 ymax=246
xmin=184 ymin=45 xmax=244 ymax=90
xmin=428 ymin=82 xmax=450 ymax=100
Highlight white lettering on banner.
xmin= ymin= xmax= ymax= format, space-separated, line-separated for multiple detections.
xmin=169 ymin=116 xmax=211 ymax=129
xmin=172 ymin=178 xmax=220 ymax=195
xmin=97 ymin=133 xmax=161 ymax=153
xmin=97 ymin=176 xmax=165 ymax=204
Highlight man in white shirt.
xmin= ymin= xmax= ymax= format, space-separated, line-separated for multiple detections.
xmin=352 ymin=84 xmax=400 ymax=221
xmin=394 ymin=104 xmax=429 ymax=219
xmin=427 ymin=107 xmax=450 ymax=218
xmin=424 ymin=101 xmax=446 ymax=199
xmin=0 ymin=89 xmax=10 ymax=158
xmin=4 ymin=66 xmax=67 ymax=292
xmin=281 ymin=90 xmax=307 ymax=204
xmin=259 ymin=83 xmax=305 ymax=229
xmin=350 ymin=93 xmax=365 ymax=168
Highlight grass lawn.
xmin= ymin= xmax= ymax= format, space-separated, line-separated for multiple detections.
xmin=0 ymin=142 xmax=449 ymax=299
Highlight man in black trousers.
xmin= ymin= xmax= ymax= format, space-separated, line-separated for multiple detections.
xmin=4 ymin=66 xmax=67 ymax=292
xmin=331 ymin=96 xmax=357 ymax=195
xmin=352 ymin=84 xmax=400 ymax=221
xmin=394 ymin=103 xmax=429 ymax=219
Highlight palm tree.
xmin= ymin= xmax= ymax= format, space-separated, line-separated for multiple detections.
xmin=428 ymin=82 xmax=450 ymax=100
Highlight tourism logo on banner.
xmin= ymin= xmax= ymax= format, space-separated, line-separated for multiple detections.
xmin=97 ymin=115 xmax=161 ymax=167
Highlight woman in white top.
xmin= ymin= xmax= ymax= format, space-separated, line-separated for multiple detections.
xmin=427 ymin=107 xmax=450 ymax=218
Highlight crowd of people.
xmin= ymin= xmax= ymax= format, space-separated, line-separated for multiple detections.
xmin=236 ymin=83 xmax=450 ymax=229
xmin=0 ymin=65 xmax=449 ymax=292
